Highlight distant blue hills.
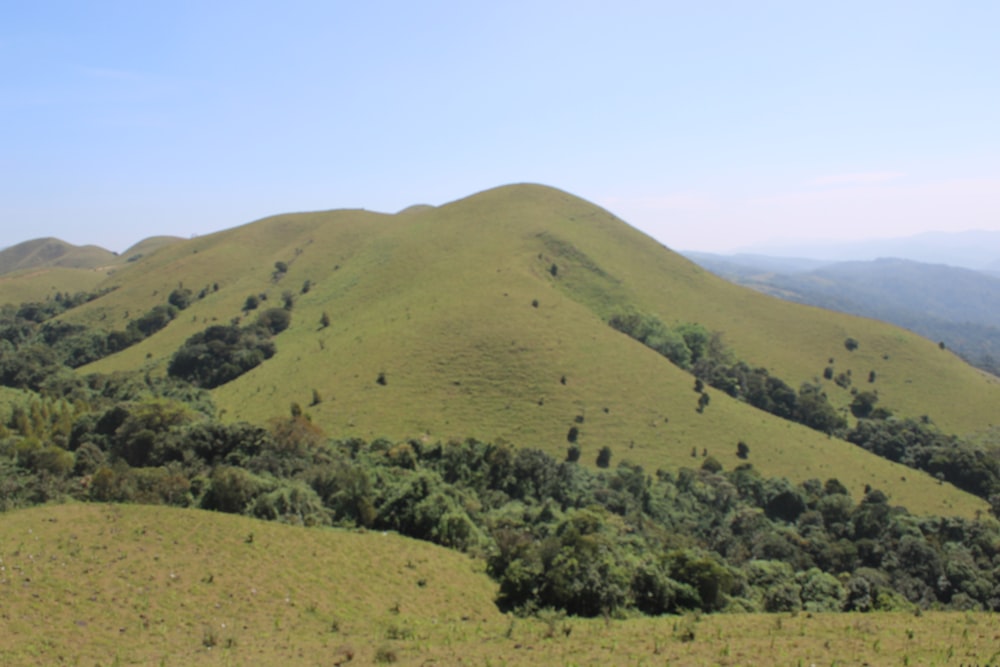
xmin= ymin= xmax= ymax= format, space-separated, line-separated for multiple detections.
xmin=683 ymin=231 xmax=1000 ymax=376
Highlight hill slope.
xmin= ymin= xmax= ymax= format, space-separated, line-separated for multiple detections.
xmin=5 ymin=503 xmax=996 ymax=666
xmin=0 ymin=503 xmax=499 ymax=666
xmin=33 ymin=183 xmax=1000 ymax=516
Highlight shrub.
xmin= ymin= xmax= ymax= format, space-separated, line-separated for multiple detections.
xmin=167 ymin=288 xmax=193 ymax=310
xmin=596 ymin=446 xmax=612 ymax=468
xmin=850 ymin=391 xmax=879 ymax=419
xmin=701 ymin=456 xmax=722 ymax=474
xmin=243 ymin=295 xmax=260 ymax=312
xmin=566 ymin=426 xmax=579 ymax=443
xmin=201 ymin=466 xmax=272 ymax=514
xmin=257 ymin=308 xmax=291 ymax=334
xmin=845 ymin=337 xmax=859 ymax=351
xmin=736 ymin=441 xmax=750 ymax=459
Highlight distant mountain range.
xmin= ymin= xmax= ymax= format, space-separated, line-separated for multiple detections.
xmin=683 ymin=250 xmax=1000 ymax=376
xmin=730 ymin=229 xmax=1000 ymax=273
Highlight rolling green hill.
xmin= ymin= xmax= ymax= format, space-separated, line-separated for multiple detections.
xmin=0 ymin=503 xmax=499 ymax=665
xmin=0 ymin=235 xmax=183 ymax=305
xmin=20 ymin=183 xmax=1000 ymax=516
xmin=0 ymin=237 xmax=117 ymax=274
xmin=4 ymin=503 xmax=996 ymax=666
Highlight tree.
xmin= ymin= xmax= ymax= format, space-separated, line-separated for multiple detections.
xmin=737 ymin=441 xmax=750 ymax=459
xmin=844 ymin=337 xmax=859 ymax=351
xmin=795 ymin=384 xmax=846 ymax=434
xmin=257 ymin=308 xmax=291 ymax=334
xmin=243 ymin=295 xmax=260 ymax=312
xmin=850 ymin=391 xmax=879 ymax=419
xmin=320 ymin=311 xmax=331 ymax=329
xmin=168 ymin=288 xmax=193 ymax=310
xmin=596 ymin=446 xmax=612 ymax=468
xmin=701 ymin=456 xmax=722 ymax=474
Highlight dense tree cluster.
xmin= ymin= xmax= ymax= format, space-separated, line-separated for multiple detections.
xmin=609 ymin=308 xmax=846 ymax=434
xmin=0 ymin=287 xmax=209 ymax=390
xmin=846 ymin=417 xmax=1000 ymax=503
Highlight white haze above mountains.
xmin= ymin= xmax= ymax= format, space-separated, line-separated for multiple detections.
xmin=720 ymin=230 xmax=1000 ymax=272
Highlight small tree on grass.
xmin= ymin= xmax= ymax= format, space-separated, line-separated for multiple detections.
xmin=737 ymin=441 xmax=750 ymax=459
xmin=257 ymin=308 xmax=292 ymax=334
xmin=596 ymin=446 xmax=612 ymax=468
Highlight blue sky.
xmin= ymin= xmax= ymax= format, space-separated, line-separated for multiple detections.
xmin=3 ymin=1 xmax=998 ymax=253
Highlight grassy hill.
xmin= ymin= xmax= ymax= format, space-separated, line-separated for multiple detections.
xmin=0 ymin=238 xmax=118 ymax=274
xmin=0 ymin=236 xmax=182 ymax=305
xmin=0 ymin=266 xmax=108 ymax=306
xmin=22 ymin=183 xmax=999 ymax=516
xmin=0 ymin=503 xmax=497 ymax=665
xmin=1 ymin=503 xmax=997 ymax=666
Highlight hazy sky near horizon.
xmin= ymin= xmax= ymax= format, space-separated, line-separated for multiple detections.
xmin=3 ymin=1 xmax=999 ymax=254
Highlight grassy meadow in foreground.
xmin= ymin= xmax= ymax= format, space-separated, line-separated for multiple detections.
xmin=1 ymin=503 xmax=997 ymax=666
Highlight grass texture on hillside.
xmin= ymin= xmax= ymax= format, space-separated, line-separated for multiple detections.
xmin=1 ymin=503 xmax=998 ymax=666
xmin=41 ymin=183 xmax=998 ymax=517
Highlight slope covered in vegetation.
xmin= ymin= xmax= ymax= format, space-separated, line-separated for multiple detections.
xmin=22 ymin=183 xmax=989 ymax=515
xmin=4 ymin=503 xmax=998 ymax=666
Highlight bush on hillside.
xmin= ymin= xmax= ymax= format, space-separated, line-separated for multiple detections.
xmin=257 ymin=307 xmax=292 ymax=334
xmin=168 ymin=324 xmax=276 ymax=388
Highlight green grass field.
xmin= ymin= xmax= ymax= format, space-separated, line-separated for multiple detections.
xmin=1 ymin=503 xmax=997 ymax=666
